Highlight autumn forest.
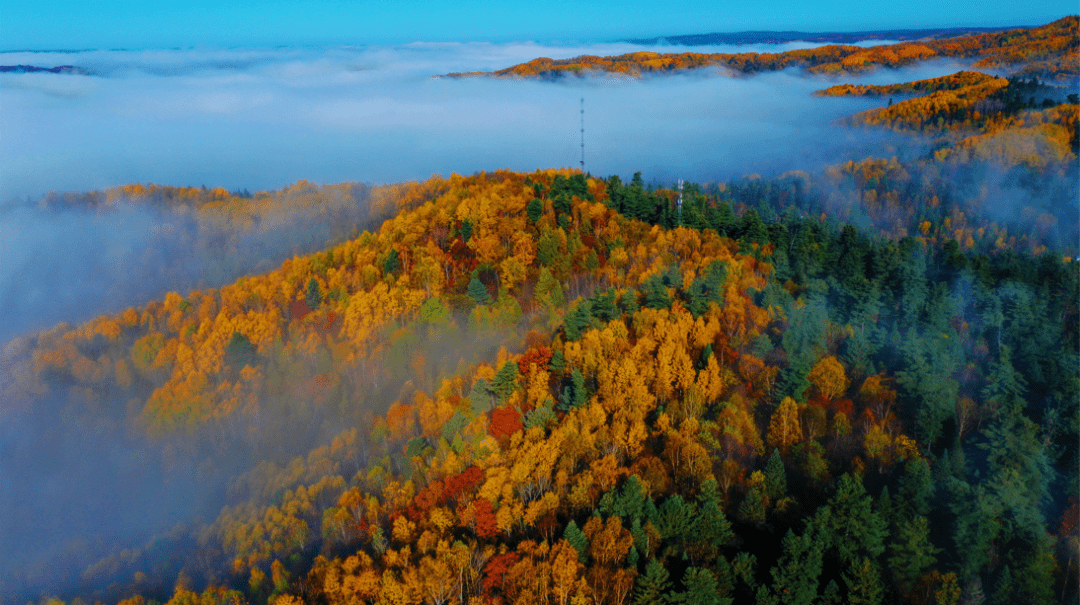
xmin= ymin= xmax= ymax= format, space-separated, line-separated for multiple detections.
xmin=2 ymin=15 xmax=1079 ymax=605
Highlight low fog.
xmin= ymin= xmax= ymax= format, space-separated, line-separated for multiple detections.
xmin=0 ymin=41 xmax=972 ymax=342
xmin=0 ymin=39 xmax=1033 ymax=603
xmin=2 ymin=41 xmax=956 ymax=202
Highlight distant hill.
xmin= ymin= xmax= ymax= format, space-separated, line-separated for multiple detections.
xmin=448 ymin=16 xmax=1078 ymax=82
xmin=626 ymin=26 xmax=1021 ymax=46
xmin=0 ymin=64 xmax=91 ymax=75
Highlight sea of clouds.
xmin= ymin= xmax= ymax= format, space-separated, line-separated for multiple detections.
xmin=0 ymin=40 xmax=967 ymax=202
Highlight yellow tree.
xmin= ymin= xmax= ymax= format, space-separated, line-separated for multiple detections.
xmin=807 ymin=355 xmax=849 ymax=402
xmin=767 ymin=397 xmax=802 ymax=453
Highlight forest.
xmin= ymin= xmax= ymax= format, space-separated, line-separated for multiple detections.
xmin=2 ymin=15 xmax=1079 ymax=605
xmin=447 ymin=16 xmax=1078 ymax=82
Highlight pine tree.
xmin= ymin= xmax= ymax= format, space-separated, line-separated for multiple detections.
xmin=383 ymin=248 xmax=401 ymax=276
xmin=643 ymin=274 xmax=673 ymax=310
xmin=657 ymin=494 xmax=697 ymax=554
xmin=697 ymin=479 xmax=734 ymax=551
xmin=681 ymin=567 xmax=729 ymax=605
xmin=818 ymin=474 xmax=887 ymax=565
xmin=897 ymin=458 xmax=934 ymax=520
xmin=536 ymin=266 xmax=565 ymax=309
xmin=559 ymin=368 xmax=587 ymax=412
xmin=764 ymin=449 xmax=787 ymax=501
xmin=888 ymin=516 xmax=939 ymax=594
xmin=876 ymin=486 xmax=893 ymax=530
xmin=948 ymin=479 xmax=1001 ymax=578
xmin=843 ymin=557 xmax=884 ymax=605
xmin=633 ymin=559 xmax=673 ymax=605
xmin=758 ymin=527 xmax=824 ymax=605
xmin=564 ymin=520 xmax=590 ymax=564
xmin=821 ymin=580 xmax=841 ymax=605
xmin=591 ymin=288 xmax=620 ymax=322
xmin=600 ymin=475 xmax=648 ymax=520
xmin=527 ymin=198 xmax=543 ymax=223
xmin=990 ymin=566 xmax=1015 ymax=605
xmin=714 ymin=556 xmax=735 ymax=598
xmin=468 ymin=277 xmax=491 ymax=305
xmin=685 ymin=260 xmax=727 ymax=318
xmin=305 ymin=277 xmax=322 ymax=309
xmin=492 ymin=361 xmax=519 ymax=402
xmin=739 ymin=487 xmax=766 ymax=526
xmin=563 ymin=300 xmax=594 ymax=341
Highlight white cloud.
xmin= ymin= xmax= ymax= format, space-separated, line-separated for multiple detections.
xmin=1 ymin=42 xmax=970 ymax=200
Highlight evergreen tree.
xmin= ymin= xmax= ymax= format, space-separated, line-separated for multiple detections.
xmin=527 ymin=198 xmax=543 ymax=223
xmin=563 ymin=300 xmax=594 ymax=341
xmin=897 ymin=458 xmax=935 ymax=520
xmin=876 ymin=486 xmax=893 ymax=530
xmin=821 ymin=580 xmax=841 ymax=605
xmin=643 ymin=274 xmax=674 ymax=309
xmin=657 ymin=494 xmax=698 ymax=554
xmin=895 ymin=331 xmax=959 ymax=449
xmin=739 ymin=487 xmax=766 ymax=526
xmin=948 ymin=479 xmax=1001 ymax=578
xmin=600 ymin=475 xmax=648 ymax=520
xmin=712 ymin=201 xmax=736 ymax=236
xmin=697 ymin=479 xmax=735 ymax=551
xmin=817 ymin=474 xmax=887 ymax=565
xmin=843 ymin=557 xmax=884 ymax=605
xmin=224 ymin=331 xmax=259 ymax=369
xmin=684 ymin=260 xmax=728 ymax=318
xmin=757 ymin=527 xmax=824 ymax=605
xmin=591 ymin=288 xmax=620 ymax=322
xmin=980 ymin=347 xmax=1053 ymax=544
xmin=990 ymin=566 xmax=1015 ymax=605
xmin=468 ymin=277 xmax=491 ymax=305
xmin=764 ymin=449 xmax=787 ymax=501
xmin=631 ymin=517 xmax=651 ymax=557
xmin=559 ymin=368 xmax=587 ymax=412
xmin=714 ymin=556 xmax=735 ymax=598
xmin=492 ymin=361 xmax=519 ymax=402
xmin=1014 ymin=532 xmax=1057 ymax=605
xmin=634 ymin=559 xmax=673 ymax=605
xmin=549 ymin=349 xmax=566 ymax=373
xmin=779 ymin=294 xmax=827 ymax=402
xmin=383 ymin=248 xmax=401 ymax=276
xmin=888 ymin=516 xmax=939 ymax=595
xmin=536 ymin=266 xmax=565 ymax=309
xmin=305 ymin=277 xmax=322 ymax=309
xmin=563 ymin=520 xmax=590 ymax=564
xmin=620 ymin=288 xmax=641 ymax=316
xmin=681 ymin=567 xmax=730 ymax=605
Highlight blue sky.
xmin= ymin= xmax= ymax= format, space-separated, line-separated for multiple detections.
xmin=2 ymin=0 xmax=1076 ymax=51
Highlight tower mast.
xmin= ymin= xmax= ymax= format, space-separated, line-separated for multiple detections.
xmin=580 ymin=97 xmax=585 ymax=172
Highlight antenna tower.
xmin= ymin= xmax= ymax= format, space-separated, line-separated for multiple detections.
xmin=677 ymin=179 xmax=684 ymax=224
xmin=580 ymin=97 xmax=585 ymax=172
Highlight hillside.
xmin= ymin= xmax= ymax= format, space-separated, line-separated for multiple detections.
xmin=5 ymin=156 xmax=1077 ymax=605
xmin=5 ymin=21 xmax=1080 ymax=605
xmin=446 ymin=16 xmax=1079 ymax=81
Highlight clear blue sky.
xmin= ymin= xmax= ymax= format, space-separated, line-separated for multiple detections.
xmin=2 ymin=0 xmax=1076 ymax=51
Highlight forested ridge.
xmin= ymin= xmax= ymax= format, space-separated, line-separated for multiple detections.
xmin=446 ymin=16 xmax=1078 ymax=82
xmin=6 ymin=160 xmax=1078 ymax=605
xmin=4 ymin=22 xmax=1080 ymax=605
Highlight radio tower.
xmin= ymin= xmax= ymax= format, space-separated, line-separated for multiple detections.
xmin=677 ymin=179 xmax=684 ymax=225
xmin=580 ymin=97 xmax=585 ymax=172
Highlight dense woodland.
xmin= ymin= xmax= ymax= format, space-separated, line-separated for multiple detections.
xmin=447 ymin=17 xmax=1078 ymax=82
xmin=3 ymin=18 xmax=1079 ymax=605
